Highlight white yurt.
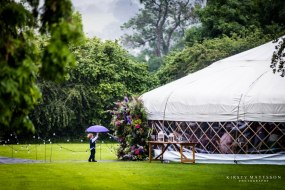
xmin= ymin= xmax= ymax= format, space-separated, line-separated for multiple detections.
xmin=141 ymin=40 xmax=285 ymax=164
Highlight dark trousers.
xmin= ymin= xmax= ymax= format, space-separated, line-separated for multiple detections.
xmin=89 ymin=149 xmax=96 ymax=161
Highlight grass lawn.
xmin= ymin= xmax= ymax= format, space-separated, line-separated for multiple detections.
xmin=0 ymin=143 xmax=118 ymax=161
xmin=0 ymin=143 xmax=284 ymax=190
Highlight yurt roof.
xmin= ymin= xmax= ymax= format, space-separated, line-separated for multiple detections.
xmin=140 ymin=40 xmax=285 ymax=122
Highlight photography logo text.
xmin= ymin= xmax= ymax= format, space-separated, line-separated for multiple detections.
xmin=225 ymin=175 xmax=282 ymax=183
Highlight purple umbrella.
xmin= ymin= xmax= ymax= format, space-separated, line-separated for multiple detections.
xmin=85 ymin=125 xmax=109 ymax=133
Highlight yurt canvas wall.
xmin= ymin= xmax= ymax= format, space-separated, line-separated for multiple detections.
xmin=141 ymin=40 xmax=285 ymax=164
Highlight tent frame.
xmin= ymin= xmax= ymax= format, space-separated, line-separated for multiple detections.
xmin=149 ymin=120 xmax=285 ymax=154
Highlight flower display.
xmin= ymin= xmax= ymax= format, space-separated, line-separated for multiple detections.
xmin=109 ymin=97 xmax=149 ymax=160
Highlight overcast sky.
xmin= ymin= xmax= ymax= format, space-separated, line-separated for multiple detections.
xmin=72 ymin=0 xmax=140 ymax=40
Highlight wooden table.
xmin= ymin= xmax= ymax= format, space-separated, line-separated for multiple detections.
xmin=147 ymin=141 xmax=197 ymax=163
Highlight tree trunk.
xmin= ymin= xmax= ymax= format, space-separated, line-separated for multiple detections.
xmin=155 ymin=28 xmax=162 ymax=57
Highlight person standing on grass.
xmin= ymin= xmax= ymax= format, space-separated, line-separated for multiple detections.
xmin=87 ymin=133 xmax=99 ymax=162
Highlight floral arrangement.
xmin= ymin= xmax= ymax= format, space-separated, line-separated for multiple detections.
xmin=109 ymin=96 xmax=149 ymax=160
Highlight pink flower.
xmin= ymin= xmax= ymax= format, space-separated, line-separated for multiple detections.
xmin=135 ymin=124 xmax=140 ymax=129
xmin=134 ymin=149 xmax=140 ymax=155
xmin=115 ymin=121 xmax=121 ymax=126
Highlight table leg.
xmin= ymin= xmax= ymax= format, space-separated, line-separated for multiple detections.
xmin=161 ymin=144 xmax=164 ymax=161
xmin=153 ymin=144 xmax=170 ymax=161
xmin=192 ymin=145 xmax=195 ymax=163
xmin=149 ymin=143 xmax=152 ymax=163
xmin=180 ymin=145 xmax=183 ymax=163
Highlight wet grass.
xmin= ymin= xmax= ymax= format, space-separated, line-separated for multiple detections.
xmin=0 ymin=144 xmax=284 ymax=190
xmin=0 ymin=143 xmax=118 ymax=162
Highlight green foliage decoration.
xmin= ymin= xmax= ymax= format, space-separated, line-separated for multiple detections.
xmin=109 ymin=97 xmax=149 ymax=160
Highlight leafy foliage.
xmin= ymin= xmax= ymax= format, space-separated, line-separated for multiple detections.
xmin=195 ymin=0 xmax=285 ymax=39
xmin=156 ymin=0 xmax=285 ymax=84
xmin=157 ymin=33 xmax=271 ymax=84
xmin=30 ymin=38 xmax=158 ymax=138
xmin=130 ymin=50 xmax=164 ymax=72
xmin=196 ymin=0 xmax=259 ymax=38
xmin=186 ymin=0 xmax=285 ymax=76
xmin=0 ymin=0 xmax=83 ymax=131
xmin=109 ymin=97 xmax=149 ymax=160
xmin=271 ymin=37 xmax=285 ymax=77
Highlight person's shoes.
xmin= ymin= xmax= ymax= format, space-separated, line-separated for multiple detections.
xmin=92 ymin=160 xmax=97 ymax=162
xmin=88 ymin=160 xmax=91 ymax=162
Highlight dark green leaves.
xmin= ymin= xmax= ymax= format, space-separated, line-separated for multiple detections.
xmin=271 ymin=37 xmax=285 ymax=77
xmin=30 ymin=38 xmax=158 ymax=137
xmin=157 ymin=33 xmax=271 ymax=84
xmin=0 ymin=0 xmax=83 ymax=131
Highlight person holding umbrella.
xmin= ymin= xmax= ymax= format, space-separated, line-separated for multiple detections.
xmin=87 ymin=133 xmax=99 ymax=162
xmin=86 ymin=125 xmax=109 ymax=162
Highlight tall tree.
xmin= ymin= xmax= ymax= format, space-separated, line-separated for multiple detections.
xmin=194 ymin=0 xmax=285 ymax=77
xmin=0 ymin=0 xmax=83 ymax=131
xmin=194 ymin=0 xmax=285 ymax=40
xmin=30 ymin=38 xmax=158 ymax=138
xmin=196 ymin=0 xmax=258 ymax=38
xmin=121 ymin=0 xmax=205 ymax=57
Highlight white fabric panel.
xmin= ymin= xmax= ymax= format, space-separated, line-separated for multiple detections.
xmin=154 ymin=150 xmax=285 ymax=165
xmin=141 ymin=40 xmax=285 ymax=122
